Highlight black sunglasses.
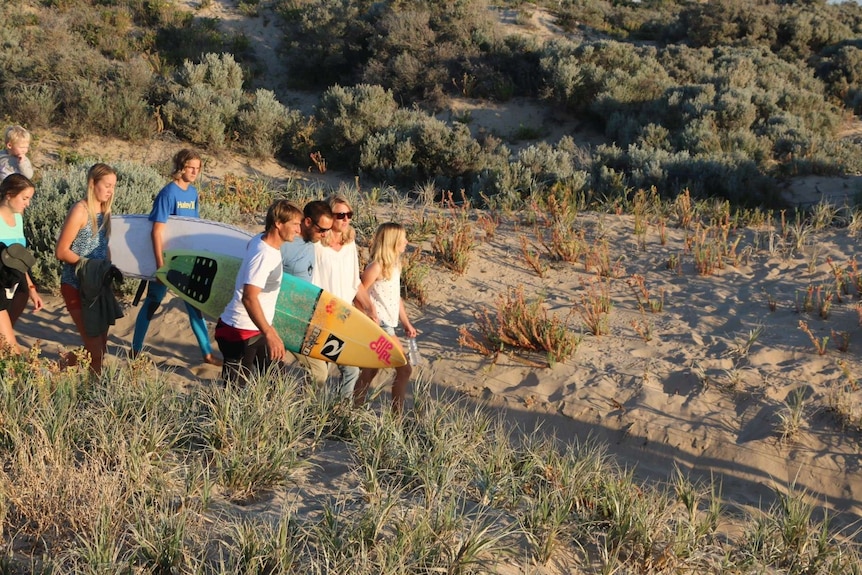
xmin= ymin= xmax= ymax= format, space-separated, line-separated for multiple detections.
xmin=333 ymin=211 xmax=354 ymax=220
xmin=312 ymin=221 xmax=331 ymax=233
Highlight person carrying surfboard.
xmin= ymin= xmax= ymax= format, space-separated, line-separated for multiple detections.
xmin=215 ymin=200 xmax=303 ymax=384
xmin=313 ymin=194 xmax=378 ymax=398
xmin=353 ymin=222 xmax=417 ymax=414
xmin=280 ymin=200 xmax=334 ymax=386
xmin=130 ymin=149 xmax=222 ymax=366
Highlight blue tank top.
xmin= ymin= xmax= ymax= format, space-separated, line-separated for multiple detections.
xmin=0 ymin=213 xmax=25 ymax=247
xmin=61 ymin=213 xmax=108 ymax=288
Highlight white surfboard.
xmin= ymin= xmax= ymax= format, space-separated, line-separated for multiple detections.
xmin=110 ymin=215 xmax=254 ymax=280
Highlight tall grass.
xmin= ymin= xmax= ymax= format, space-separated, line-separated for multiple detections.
xmin=0 ymin=350 xmax=858 ymax=572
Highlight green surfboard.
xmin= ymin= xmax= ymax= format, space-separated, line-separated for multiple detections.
xmin=157 ymin=249 xmax=407 ymax=368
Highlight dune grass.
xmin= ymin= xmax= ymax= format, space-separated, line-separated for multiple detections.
xmin=0 ymin=349 xmax=857 ymax=574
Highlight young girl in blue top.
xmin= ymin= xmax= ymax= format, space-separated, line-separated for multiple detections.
xmin=131 ymin=149 xmax=221 ymax=365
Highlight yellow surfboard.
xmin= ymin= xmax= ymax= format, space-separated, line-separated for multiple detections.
xmin=157 ymin=249 xmax=407 ymax=369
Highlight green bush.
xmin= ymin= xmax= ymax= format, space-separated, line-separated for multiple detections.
xmin=314 ymin=84 xmax=400 ymax=165
xmin=162 ymin=53 xmax=244 ymax=150
xmin=358 ymin=111 xmax=486 ymax=187
xmin=4 ymin=84 xmax=58 ymax=130
xmin=237 ymin=89 xmax=289 ymax=159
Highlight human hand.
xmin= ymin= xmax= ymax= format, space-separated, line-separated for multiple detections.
xmin=265 ymin=328 xmax=286 ymax=362
xmin=404 ymin=323 xmax=417 ymax=338
xmin=29 ymin=290 xmax=43 ymax=312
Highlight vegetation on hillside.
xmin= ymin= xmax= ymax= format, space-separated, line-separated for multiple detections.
xmin=3 ymin=0 xmax=862 ymax=207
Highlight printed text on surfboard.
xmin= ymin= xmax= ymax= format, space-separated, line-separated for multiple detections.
xmin=370 ymin=336 xmax=394 ymax=365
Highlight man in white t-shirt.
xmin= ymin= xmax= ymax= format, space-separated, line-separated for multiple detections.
xmin=215 ymin=200 xmax=302 ymax=384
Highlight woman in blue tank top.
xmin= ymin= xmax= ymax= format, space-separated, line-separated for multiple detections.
xmin=55 ymin=163 xmax=116 ymax=376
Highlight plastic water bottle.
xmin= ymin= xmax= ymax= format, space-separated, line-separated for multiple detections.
xmin=407 ymin=337 xmax=422 ymax=366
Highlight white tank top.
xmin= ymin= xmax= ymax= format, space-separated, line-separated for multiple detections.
xmin=369 ymin=267 xmax=401 ymax=328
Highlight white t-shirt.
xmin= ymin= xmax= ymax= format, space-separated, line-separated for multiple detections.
xmin=313 ymin=241 xmax=361 ymax=301
xmin=220 ymin=234 xmax=283 ymax=330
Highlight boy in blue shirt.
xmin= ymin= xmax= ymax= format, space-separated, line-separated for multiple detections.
xmin=131 ymin=149 xmax=221 ymax=365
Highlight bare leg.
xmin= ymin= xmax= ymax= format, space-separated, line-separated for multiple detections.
xmin=8 ymin=290 xmax=27 ymax=325
xmin=0 ymin=310 xmax=19 ymax=353
xmin=67 ymin=306 xmax=107 ymax=376
xmin=354 ymin=367 xmax=378 ymax=408
xmin=391 ymin=364 xmax=413 ymax=414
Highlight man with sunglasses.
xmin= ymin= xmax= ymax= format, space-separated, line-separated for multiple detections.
xmin=280 ymin=200 xmax=333 ymax=386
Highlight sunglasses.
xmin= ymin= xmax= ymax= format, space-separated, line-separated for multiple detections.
xmin=312 ymin=221 xmax=331 ymax=233
xmin=333 ymin=211 xmax=354 ymax=220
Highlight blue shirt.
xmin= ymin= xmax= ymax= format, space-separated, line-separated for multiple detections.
xmin=280 ymin=238 xmax=315 ymax=281
xmin=149 ymin=181 xmax=199 ymax=222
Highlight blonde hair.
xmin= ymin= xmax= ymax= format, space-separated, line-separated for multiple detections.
xmin=4 ymin=125 xmax=30 ymax=146
xmin=369 ymin=222 xmax=405 ymax=280
xmin=321 ymin=194 xmax=356 ymax=246
xmin=86 ymin=163 xmax=116 ymax=237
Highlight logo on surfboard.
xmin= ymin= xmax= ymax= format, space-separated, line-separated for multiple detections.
xmin=370 ymin=336 xmax=394 ymax=365
xmin=320 ymin=335 xmax=345 ymax=362
xmin=325 ymin=298 xmax=351 ymax=322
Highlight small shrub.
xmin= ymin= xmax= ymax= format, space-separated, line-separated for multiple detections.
xmin=162 ymin=53 xmax=244 ymax=150
xmin=401 ymin=247 xmax=430 ymax=306
xmin=430 ymin=197 xmax=475 ymax=275
xmin=460 ymin=286 xmax=578 ymax=366
xmin=237 ymin=89 xmax=289 ymax=158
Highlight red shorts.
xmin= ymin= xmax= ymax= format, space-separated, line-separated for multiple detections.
xmin=61 ymin=283 xmax=82 ymax=312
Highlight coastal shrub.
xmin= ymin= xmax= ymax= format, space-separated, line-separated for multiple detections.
xmin=154 ymin=15 xmax=253 ymax=68
xmin=360 ymin=114 xmax=485 ymax=186
xmin=280 ymin=109 xmax=318 ymax=166
xmin=678 ymin=0 xmax=777 ymax=49
xmin=430 ymin=199 xmax=475 ymax=275
xmin=4 ymin=84 xmax=58 ymax=130
xmin=237 ymin=88 xmax=289 ymax=158
xmin=816 ymin=44 xmax=862 ymax=113
xmin=487 ymin=138 xmax=590 ymax=206
xmin=277 ymin=0 xmax=373 ymax=89
xmin=460 ymin=287 xmax=578 ymax=366
xmin=314 ymin=84 xmax=401 ymax=163
xmin=162 ymin=53 xmax=244 ymax=150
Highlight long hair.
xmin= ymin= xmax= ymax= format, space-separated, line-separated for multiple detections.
xmin=369 ymin=222 xmax=405 ymax=280
xmin=86 ymin=163 xmax=116 ymax=237
xmin=0 ymin=173 xmax=35 ymax=201
xmin=171 ymin=148 xmax=202 ymax=179
xmin=322 ymin=194 xmax=356 ymax=246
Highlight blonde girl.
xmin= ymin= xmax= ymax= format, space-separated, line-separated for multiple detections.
xmin=55 ymin=163 xmax=116 ymax=375
xmin=353 ymin=222 xmax=416 ymax=413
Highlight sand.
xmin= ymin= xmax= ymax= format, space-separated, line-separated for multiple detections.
xmin=14 ymin=200 xmax=862 ymax=536
xmin=16 ymin=0 xmax=862 ymax=552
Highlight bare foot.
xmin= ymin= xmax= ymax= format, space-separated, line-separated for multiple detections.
xmin=203 ymin=354 xmax=223 ymax=367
